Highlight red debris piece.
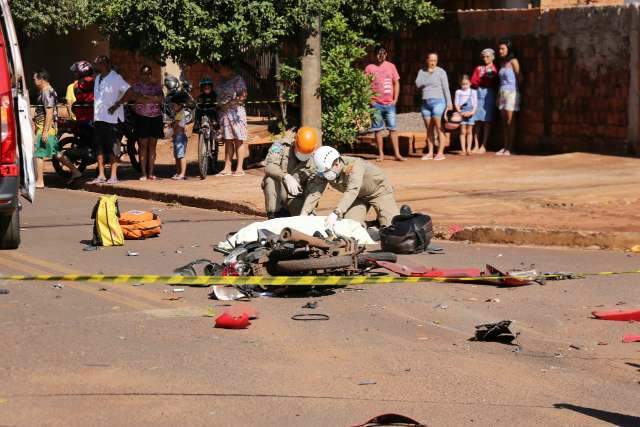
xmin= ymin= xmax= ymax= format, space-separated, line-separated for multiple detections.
xmin=226 ymin=304 xmax=259 ymax=320
xmin=592 ymin=309 xmax=640 ymax=321
xmin=215 ymin=311 xmax=250 ymax=329
xmin=622 ymin=335 xmax=640 ymax=343
xmin=374 ymin=261 xmax=533 ymax=287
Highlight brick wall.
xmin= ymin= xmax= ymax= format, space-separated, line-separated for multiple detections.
xmin=376 ymin=5 xmax=637 ymax=155
xmin=540 ymin=0 xmax=625 ymax=8
xmin=110 ymin=49 xmax=162 ymax=86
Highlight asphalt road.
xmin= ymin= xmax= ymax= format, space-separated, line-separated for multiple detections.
xmin=1 ymin=189 xmax=639 ymax=427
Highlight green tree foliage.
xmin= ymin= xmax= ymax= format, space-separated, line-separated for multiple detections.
xmin=11 ymin=0 xmax=96 ymax=38
xmin=11 ymin=0 xmax=441 ymax=144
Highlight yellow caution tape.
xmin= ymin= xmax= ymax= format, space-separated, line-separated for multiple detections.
xmin=0 ymin=270 xmax=639 ymax=287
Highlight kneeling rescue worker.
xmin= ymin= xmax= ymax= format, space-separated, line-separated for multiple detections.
xmin=263 ymin=127 xmax=318 ymax=218
xmin=301 ymin=146 xmax=400 ymax=228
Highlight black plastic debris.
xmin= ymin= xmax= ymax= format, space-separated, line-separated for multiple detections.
xmin=0 ymin=289 xmax=9 ymax=295
xmin=471 ymin=320 xmax=519 ymax=344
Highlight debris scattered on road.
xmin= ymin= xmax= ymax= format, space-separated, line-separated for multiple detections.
xmin=173 ymin=288 xmax=185 ymax=293
xmin=622 ymin=335 xmax=640 ymax=343
xmin=630 ymin=245 xmax=640 ymax=253
xmin=291 ymin=313 xmax=330 ymax=321
xmin=485 ymin=298 xmax=500 ymax=303
xmin=616 ymin=301 xmax=626 ymax=306
xmin=132 ymin=283 xmax=144 ymax=287
xmin=210 ymin=285 xmax=249 ymax=301
xmin=83 ymin=245 xmax=98 ymax=252
xmin=0 ymin=289 xmax=9 ymax=295
xmin=215 ymin=311 xmax=251 ymax=329
xmin=497 ymin=253 xmax=503 ymax=257
xmin=471 ymin=320 xmax=518 ymax=344
xmin=597 ymin=341 xmax=608 ymax=346
xmin=352 ymin=413 xmax=425 ymax=427
xmin=99 ymin=288 xmax=107 ymax=292
xmin=127 ymin=251 xmax=139 ymax=257
xmin=592 ymin=309 xmax=640 ymax=321
xmin=175 ymin=249 xmax=183 ymax=254
xmin=358 ymin=380 xmax=377 ymax=386
xmin=569 ymin=344 xmax=581 ymax=350
xmin=163 ymin=296 xmax=183 ymax=301
xmin=203 ymin=308 xmax=216 ymax=317
xmin=302 ymin=301 xmax=318 ymax=309
xmin=53 ymin=283 xmax=64 ymax=289
xmin=118 ymin=336 xmax=126 ymax=340
xmin=434 ymin=303 xmax=448 ymax=310
xmin=112 ymin=306 xmax=120 ymax=310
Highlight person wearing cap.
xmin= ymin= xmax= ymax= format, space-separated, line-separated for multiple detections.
xmin=301 ymin=146 xmax=399 ymax=228
xmin=57 ymin=60 xmax=96 ymax=183
xmin=262 ymin=127 xmax=318 ymax=218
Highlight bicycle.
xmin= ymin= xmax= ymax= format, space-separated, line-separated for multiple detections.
xmin=197 ymin=114 xmax=222 ymax=178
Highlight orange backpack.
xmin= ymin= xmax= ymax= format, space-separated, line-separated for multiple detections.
xmin=118 ymin=210 xmax=162 ymax=240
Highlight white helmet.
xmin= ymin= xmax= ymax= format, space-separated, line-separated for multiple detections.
xmin=313 ymin=146 xmax=341 ymax=173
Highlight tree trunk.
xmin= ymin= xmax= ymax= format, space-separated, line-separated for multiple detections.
xmin=300 ymin=16 xmax=322 ymax=141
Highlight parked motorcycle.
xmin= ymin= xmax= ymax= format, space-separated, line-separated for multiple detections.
xmin=162 ymin=74 xmax=194 ymax=138
xmin=52 ymin=105 xmax=141 ymax=178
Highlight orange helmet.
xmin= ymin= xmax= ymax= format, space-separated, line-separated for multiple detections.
xmin=295 ymin=127 xmax=319 ymax=160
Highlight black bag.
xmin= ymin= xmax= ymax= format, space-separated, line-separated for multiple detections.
xmin=380 ymin=205 xmax=433 ymax=254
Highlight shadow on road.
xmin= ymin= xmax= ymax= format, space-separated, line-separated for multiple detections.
xmin=554 ymin=403 xmax=640 ymax=426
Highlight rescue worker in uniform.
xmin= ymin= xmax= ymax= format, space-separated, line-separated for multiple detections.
xmin=301 ymin=146 xmax=399 ymax=228
xmin=263 ymin=127 xmax=318 ymax=218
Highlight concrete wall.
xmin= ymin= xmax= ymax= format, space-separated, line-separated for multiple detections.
xmin=380 ymin=5 xmax=639 ymax=155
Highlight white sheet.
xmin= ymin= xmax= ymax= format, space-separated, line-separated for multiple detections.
xmin=218 ymin=216 xmax=375 ymax=250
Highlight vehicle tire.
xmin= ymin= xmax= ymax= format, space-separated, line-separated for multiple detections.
xmin=0 ymin=205 xmax=20 ymax=250
xmin=126 ymin=136 xmax=141 ymax=172
xmin=356 ymin=252 xmax=397 ymax=269
xmin=198 ymin=130 xmax=209 ymax=179
xmin=208 ymin=135 xmax=220 ymax=175
xmin=51 ymin=136 xmax=89 ymax=179
xmin=275 ymin=255 xmax=354 ymax=274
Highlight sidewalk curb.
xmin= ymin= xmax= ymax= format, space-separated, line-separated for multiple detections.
xmin=447 ymin=226 xmax=640 ymax=251
xmin=81 ymin=183 xmax=265 ymax=217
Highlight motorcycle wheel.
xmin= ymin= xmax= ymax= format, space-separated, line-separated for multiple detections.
xmin=198 ymin=129 xmax=209 ymax=179
xmin=208 ymin=134 xmax=220 ymax=175
xmin=125 ymin=136 xmax=141 ymax=172
xmin=51 ymin=136 xmax=90 ymax=179
xmin=356 ymin=252 xmax=397 ymax=269
xmin=275 ymin=255 xmax=354 ymax=275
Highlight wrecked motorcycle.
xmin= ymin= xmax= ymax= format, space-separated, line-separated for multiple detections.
xmin=175 ymin=227 xmax=396 ymax=297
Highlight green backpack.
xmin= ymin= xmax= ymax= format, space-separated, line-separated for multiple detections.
xmin=91 ymin=195 xmax=124 ymax=247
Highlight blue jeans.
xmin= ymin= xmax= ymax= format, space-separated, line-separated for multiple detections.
xmin=370 ymin=103 xmax=397 ymax=131
xmin=421 ymin=98 xmax=446 ymax=119
xmin=173 ymin=132 xmax=188 ymax=159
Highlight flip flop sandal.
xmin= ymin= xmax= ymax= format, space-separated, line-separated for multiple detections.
xmin=88 ymin=177 xmax=106 ymax=184
xmin=215 ymin=171 xmax=232 ymax=177
xmin=106 ymin=178 xmax=119 ymax=185
xmin=232 ymin=171 xmax=245 ymax=177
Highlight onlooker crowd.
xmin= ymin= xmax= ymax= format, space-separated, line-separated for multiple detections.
xmin=366 ymin=38 xmax=522 ymax=161
xmin=30 ymin=55 xmax=250 ymax=188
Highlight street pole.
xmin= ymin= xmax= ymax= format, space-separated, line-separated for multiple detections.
xmin=300 ymin=16 xmax=322 ymax=143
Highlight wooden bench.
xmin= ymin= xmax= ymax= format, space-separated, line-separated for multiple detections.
xmin=357 ymin=131 xmax=427 ymax=157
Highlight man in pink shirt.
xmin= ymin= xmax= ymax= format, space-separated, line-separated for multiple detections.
xmin=365 ymin=45 xmax=405 ymax=162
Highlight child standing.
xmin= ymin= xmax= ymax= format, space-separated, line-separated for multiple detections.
xmin=454 ymin=75 xmax=478 ymax=156
xmin=171 ymin=101 xmax=188 ymax=180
